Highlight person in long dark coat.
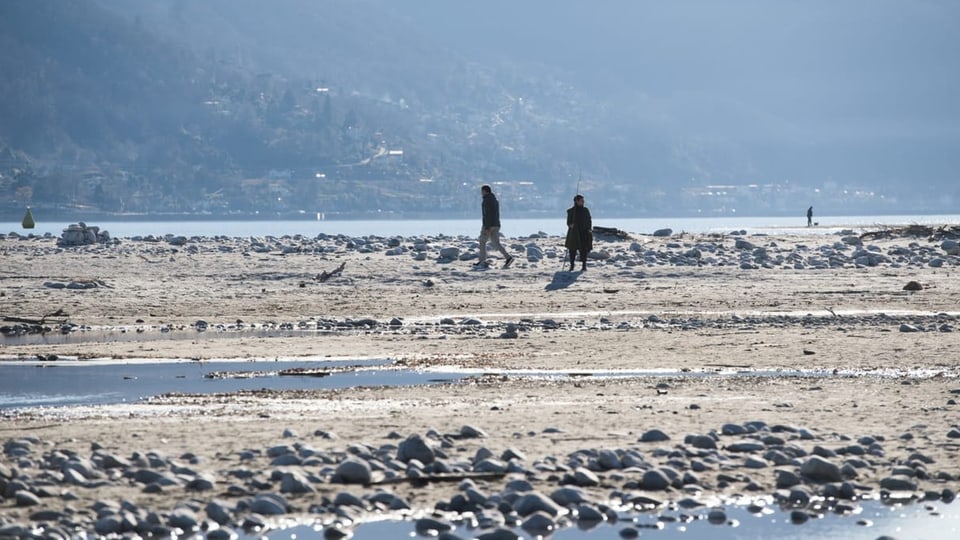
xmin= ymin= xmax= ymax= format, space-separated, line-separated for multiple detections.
xmin=565 ymin=194 xmax=593 ymax=271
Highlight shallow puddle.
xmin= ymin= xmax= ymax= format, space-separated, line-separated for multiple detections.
xmin=0 ymin=359 xmax=457 ymax=409
xmin=1 ymin=359 xmax=952 ymax=410
xmin=238 ymin=499 xmax=959 ymax=539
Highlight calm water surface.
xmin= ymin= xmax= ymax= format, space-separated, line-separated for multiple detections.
xmin=2 ymin=361 xmax=936 ymax=410
xmin=0 ymin=359 xmax=460 ymax=409
xmin=4 ymin=214 xmax=960 ymax=239
xmin=247 ymin=499 xmax=960 ymax=539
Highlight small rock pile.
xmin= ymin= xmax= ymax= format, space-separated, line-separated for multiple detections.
xmin=56 ymin=223 xmax=113 ymax=247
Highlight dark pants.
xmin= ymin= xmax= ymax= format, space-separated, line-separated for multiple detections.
xmin=569 ymin=249 xmax=589 ymax=269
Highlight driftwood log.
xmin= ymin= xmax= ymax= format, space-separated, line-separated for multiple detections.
xmin=317 ymin=262 xmax=346 ymax=283
xmin=371 ymin=471 xmax=505 ymax=486
xmin=592 ymin=226 xmax=630 ymax=240
xmin=2 ymin=308 xmax=68 ymax=325
xmin=860 ymin=224 xmax=960 ymax=242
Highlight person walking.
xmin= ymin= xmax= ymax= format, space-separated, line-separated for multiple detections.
xmin=807 ymin=206 xmax=814 ymax=227
xmin=476 ymin=184 xmax=514 ymax=268
xmin=565 ymin=194 xmax=593 ymax=271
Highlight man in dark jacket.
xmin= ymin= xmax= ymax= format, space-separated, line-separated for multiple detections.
xmin=565 ymin=194 xmax=592 ymax=271
xmin=477 ymin=185 xmax=514 ymax=268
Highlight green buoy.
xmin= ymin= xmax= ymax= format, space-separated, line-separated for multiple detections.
xmin=22 ymin=207 xmax=35 ymax=229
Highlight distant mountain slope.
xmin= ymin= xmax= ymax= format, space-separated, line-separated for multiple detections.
xmin=0 ymin=1 xmax=200 ymax=154
xmin=1 ymin=0 xmax=617 ymax=216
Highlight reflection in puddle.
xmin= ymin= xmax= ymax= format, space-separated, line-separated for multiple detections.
xmin=1 ymin=359 xmax=955 ymax=410
xmin=240 ymin=499 xmax=959 ymax=540
xmin=0 ymin=359 xmax=446 ymax=410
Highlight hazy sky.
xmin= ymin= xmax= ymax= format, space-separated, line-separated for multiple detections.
xmin=400 ymin=1 xmax=960 ymax=144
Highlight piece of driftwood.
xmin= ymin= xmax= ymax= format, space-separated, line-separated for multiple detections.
xmin=860 ymin=224 xmax=960 ymax=242
xmin=592 ymin=226 xmax=630 ymax=240
xmin=371 ymin=471 xmax=505 ymax=486
xmin=317 ymin=262 xmax=346 ymax=282
xmin=3 ymin=308 xmax=68 ymax=325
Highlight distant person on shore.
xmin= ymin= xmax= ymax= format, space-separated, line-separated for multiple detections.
xmin=565 ymin=194 xmax=593 ymax=271
xmin=807 ymin=206 xmax=814 ymax=227
xmin=476 ymin=184 xmax=514 ymax=268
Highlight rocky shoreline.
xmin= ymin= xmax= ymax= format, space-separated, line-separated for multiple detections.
xmin=2 ymin=414 xmax=958 ymax=539
xmin=2 ymin=226 xmax=959 ymax=538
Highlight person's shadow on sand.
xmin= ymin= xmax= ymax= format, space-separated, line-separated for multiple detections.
xmin=545 ymin=270 xmax=581 ymax=291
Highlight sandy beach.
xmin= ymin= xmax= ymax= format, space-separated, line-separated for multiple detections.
xmin=1 ymin=226 xmax=959 ymax=538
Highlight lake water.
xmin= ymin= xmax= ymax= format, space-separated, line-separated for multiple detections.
xmin=4 ymin=213 xmax=960 ymax=239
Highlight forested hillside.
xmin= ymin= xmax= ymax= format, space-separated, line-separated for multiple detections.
xmin=0 ymin=0 xmax=618 ymax=219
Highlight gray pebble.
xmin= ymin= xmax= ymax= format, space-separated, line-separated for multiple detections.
xmin=477 ymin=527 xmax=521 ymax=540
xmin=416 ymin=517 xmax=453 ymax=534
xmin=167 ymin=508 xmax=199 ymax=531
xmin=280 ymin=471 xmax=315 ymax=494
xmin=880 ymin=475 xmax=918 ymax=491
xmin=204 ymin=500 xmax=233 ymax=525
xmin=513 ymin=492 xmax=563 ymax=517
xmin=800 ymin=455 xmax=842 ymax=482
xmin=707 ymin=508 xmax=727 ymax=524
xmin=726 ymin=441 xmax=766 ymax=453
xmin=14 ymin=490 xmax=41 ymax=507
xmin=639 ymin=429 xmax=670 ymax=442
xmin=520 ymin=511 xmax=558 ymax=535
xmin=332 ymin=458 xmax=372 ymax=485
xmin=333 ymin=491 xmax=366 ymax=508
xmin=572 ymin=467 xmax=600 ymax=487
xmin=249 ymin=493 xmax=287 ymax=515
xmin=575 ymin=503 xmax=605 ymax=523
xmin=207 ymin=527 xmax=239 ymax=540
xmin=398 ymin=434 xmax=436 ymax=464
xmin=640 ymin=469 xmax=672 ymax=491
xmin=686 ymin=434 xmax=718 ymax=450
xmin=550 ymin=486 xmax=588 ymax=506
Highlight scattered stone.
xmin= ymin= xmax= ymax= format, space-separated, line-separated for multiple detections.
xmin=459 ymin=425 xmax=488 ymax=439
xmin=332 ymin=458 xmax=372 ymax=485
xmin=686 ymin=434 xmax=717 ymax=450
xmin=14 ymin=491 xmax=41 ymax=507
xmin=707 ymin=508 xmax=727 ymax=524
xmin=513 ymin=492 xmax=563 ymax=517
xmin=398 ymin=434 xmax=436 ymax=464
xmin=639 ymin=469 xmax=672 ymax=491
xmin=800 ymin=455 xmax=842 ymax=482
xmin=880 ymin=475 xmax=918 ymax=491
xmin=439 ymin=247 xmax=461 ymax=260
xmin=639 ymin=429 xmax=670 ymax=442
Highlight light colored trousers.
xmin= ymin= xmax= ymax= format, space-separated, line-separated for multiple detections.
xmin=479 ymin=226 xmax=510 ymax=260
